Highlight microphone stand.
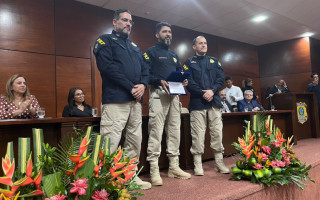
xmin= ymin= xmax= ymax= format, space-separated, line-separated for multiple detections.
xmin=266 ymin=92 xmax=277 ymax=110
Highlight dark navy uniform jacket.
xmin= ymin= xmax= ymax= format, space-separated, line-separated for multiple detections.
xmin=93 ymin=30 xmax=148 ymax=104
xmin=183 ymin=55 xmax=224 ymax=111
xmin=308 ymin=83 xmax=320 ymax=105
xmin=143 ymin=42 xmax=182 ymax=86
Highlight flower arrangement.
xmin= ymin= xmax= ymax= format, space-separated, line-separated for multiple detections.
xmin=0 ymin=126 xmax=143 ymax=199
xmin=230 ymin=114 xmax=314 ymax=189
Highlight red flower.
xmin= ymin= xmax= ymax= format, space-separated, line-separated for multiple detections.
xmin=262 ymin=146 xmax=271 ymax=155
xmin=284 ymin=157 xmax=291 ymax=166
xmin=45 ymin=192 xmax=67 ymax=200
xmin=91 ymin=189 xmax=109 ymax=200
xmin=253 ymin=163 xmax=263 ymax=170
xmin=70 ymin=178 xmax=88 ymax=199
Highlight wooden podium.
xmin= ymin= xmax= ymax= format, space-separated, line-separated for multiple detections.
xmin=271 ymin=92 xmax=320 ymax=140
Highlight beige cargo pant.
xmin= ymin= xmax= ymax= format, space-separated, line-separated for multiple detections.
xmin=190 ymin=106 xmax=224 ymax=155
xmin=100 ymin=101 xmax=142 ymax=164
xmin=147 ymin=87 xmax=181 ymax=162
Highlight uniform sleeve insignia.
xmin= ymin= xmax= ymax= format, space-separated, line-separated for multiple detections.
xmin=131 ymin=42 xmax=137 ymax=47
xmin=97 ymin=38 xmax=106 ymax=45
xmin=210 ymin=59 xmax=215 ymax=63
xmin=218 ymin=61 xmax=222 ymax=66
xmin=183 ymin=64 xmax=188 ymax=70
xmin=143 ymin=52 xmax=150 ymax=60
xmin=173 ymin=57 xmax=177 ymax=63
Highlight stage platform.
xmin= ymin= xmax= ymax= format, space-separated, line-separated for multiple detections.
xmin=139 ymin=138 xmax=320 ymax=200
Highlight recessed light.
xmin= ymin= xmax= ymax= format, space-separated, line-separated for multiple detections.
xmin=251 ymin=15 xmax=268 ymax=23
xmin=301 ymin=32 xmax=314 ymax=37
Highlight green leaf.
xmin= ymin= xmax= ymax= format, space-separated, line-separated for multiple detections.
xmin=42 ymin=171 xmax=64 ymax=197
xmin=75 ymin=158 xmax=95 ymax=179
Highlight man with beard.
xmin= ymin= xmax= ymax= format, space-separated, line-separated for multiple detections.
xmin=93 ymin=9 xmax=151 ymax=190
xmin=219 ymin=90 xmax=233 ymax=113
xmin=144 ymin=22 xmax=191 ymax=186
xmin=183 ymin=36 xmax=230 ymax=176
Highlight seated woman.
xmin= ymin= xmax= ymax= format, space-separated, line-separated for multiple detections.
xmin=0 ymin=74 xmax=40 ymax=119
xmin=237 ymin=90 xmax=264 ymax=112
xmin=62 ymin=87 xmax=92 ymax=117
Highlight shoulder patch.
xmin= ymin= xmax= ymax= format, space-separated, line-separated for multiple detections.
xmin=183 ymin=64 xmax=188 ymax=70
xmin=131 ymin=42 xmax=137 ymax=47
xmin=173 ymin=57 xmax=177 ymax=63
xmin=210 ymin=59 xmax=215 ymax=63
xmin=97 ymin=38 xmax=106 ymax=45
xmin=218 ymin=61 xmax=222 ymax=66
xmin=143 ymin=52 xmax=149 ymax=60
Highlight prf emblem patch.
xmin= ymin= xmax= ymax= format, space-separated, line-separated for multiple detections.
xmin=131 ymin=42 xmax=137 ymax=47
xmin=183 ymin=64 xmax=188 ymax=70
xmin=210 ymin=59 xmax=215 ymax=63
xmin=296 ymin=102 xmax=308 ymax=124
xmin=143 ymin=52 xmax=149 ymax=60
xmin=173 ymin=57 xmax=177 ymax=63
xmin=97 ymin=38 xmax=106 ymax=45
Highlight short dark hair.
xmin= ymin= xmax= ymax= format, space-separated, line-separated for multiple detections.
xmin=155 ymin=22 xmax=172 ymax=34
xmin=114 ymin=9 xmax=132 ymax=20
xmin=225 ymin=76 xmax=232 ymax=81
xmin=311 ymin=73 xmax=318 ymax=78
xmin=193 ymin=36 xmax=205 ymax=45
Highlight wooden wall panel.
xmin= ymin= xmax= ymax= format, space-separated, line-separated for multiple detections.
xmin=0 ymin=0 xmax=54 ymax=54
xmin=0 ymin=49 xmax=56 ymax=117
xmin=259 ymin=38 xmax=311 ymax=78
xmin=55 ymin=0 xmax=113 ymax=58
xmin=56 ymin=56 xmax=92 ymax=117
xmin=217 ymin=37 xmax=259 ymax=78
xmin=310 ymin=38 xmax=320 ymax=75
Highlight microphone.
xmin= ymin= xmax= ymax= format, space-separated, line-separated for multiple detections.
xmin=266 ymin=94 xmax=273 ymax=99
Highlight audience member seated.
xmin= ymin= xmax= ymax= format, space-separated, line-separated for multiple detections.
xmin=237 ymin=90 xmax=264 ymax=112
xmin=0 ymin=74 xmax=40 ymax=119
xmin=219 ymin=90 xmax=233 ymax=113
xmin=62 ymin=87 xmax=93 ymax=117
xmin=266 ymin=79 xmax=290 ymax=97
xmin=241 ymin=78 xmax=258 ymax=100
xmin=223 ymin=76 xmax=243 ymax=110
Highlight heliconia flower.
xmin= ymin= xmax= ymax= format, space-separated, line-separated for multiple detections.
xmin=124 ymin=170 xmax=136 ymax=183
xmin=284 ymin=157 xmax=291 ymax=166
xmin=287 ymin=136 xmax=294 ymax=148
xmin=26 ymin=156 xmax=33 ymax=177
xmin=128 ymin=158 xmax=137 ymax=165
xmin=115 ymin=162 xmax=127 ymax=170
xmin=125 ymin=164 xmax=137 ymax=172
xmin=0 ymin=189 xmax=14 ymax=198
xmin=99 ymin=149 xmax=104 ymax=160
xmin=0 ymin=191 xmax=20 ymax=200
xmin=262 ymin=146 xmax=271 ymax=155
xmin=45 ymin=192 xmax=67 ymax=200
xmin=265 ymin=160 xmax=272 ymax=167
xmin=253 ymin=163 xmax=263 ymax=170
xmin=2 ymin=156 xmax=15 ymax=179
xmin=110 ymin=170 xmax=124 ymax=181
xmin=70 ymin=178 xmax=88 ymax=197
xmin=91 ymin=189 xmax=109 ymax=200
xmin=114 ymin=147 xmax=123 ymax=164
xmin=78 ymin=136 xmax=90 ymax=155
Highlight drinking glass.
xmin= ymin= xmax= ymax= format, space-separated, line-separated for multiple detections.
xmin=37 ymin=107 xmax=45 ymax=119
xmin=271 ymin=105 xmax=275 ymax=111
xmin=92 ymin=107 xmax=98 ymax=117
xmin=244 ymin=106 xmax=249 ymax=112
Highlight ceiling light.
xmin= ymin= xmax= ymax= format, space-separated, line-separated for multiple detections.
xmin=301 ymin=32 xmax=314 ymax=37
xmin=251 ymin=15 xmax=268 ymax=23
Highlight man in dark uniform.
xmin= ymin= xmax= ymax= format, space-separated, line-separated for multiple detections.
xmin=93 ymin=9 xmax=151 ymax=190
xmin=184 ymin=36 xmax=229 ymax=176
xmin=307 ymin=73 xmax=320 ymax=119
xmin=144 ymin=22 xmax=191 ymax=186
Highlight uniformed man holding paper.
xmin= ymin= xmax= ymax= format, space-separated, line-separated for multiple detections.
xmin=184 ymin=36 xmax=230 ymax=176
xmin=144 ymin=22 xmax=191 ymax=186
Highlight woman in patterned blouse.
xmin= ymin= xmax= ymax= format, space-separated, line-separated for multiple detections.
xmin=0 ymin=74 xmax=40 ymax=119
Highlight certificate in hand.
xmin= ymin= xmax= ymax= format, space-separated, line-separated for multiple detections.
xmin=165 ymin=71 xmax=190 ymax=95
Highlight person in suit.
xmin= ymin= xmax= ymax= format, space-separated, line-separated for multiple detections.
xmin=237 ymin=90 xmax=264 ymax=112
xmin=219 ymin=90 xmax=233 ymax=113
xmin=62 ymin=87 xmax=92 ymax=117
xmin=266 ymin=79 xmax=290 ymax=97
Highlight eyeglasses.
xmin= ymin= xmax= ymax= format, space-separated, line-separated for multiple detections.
xmin=245 ymin=94 xmax=253 ymax=96
xmin=75 ymin=93 xmax=85 ymax=97
xmin=120 ymin=18 xmax=134 ymax=25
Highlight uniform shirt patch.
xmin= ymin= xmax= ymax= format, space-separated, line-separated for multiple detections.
xmin=210 ymin=59 xmax=215 ymax=63
xmin=159 ymin=57 xmax=167 ymax=59
xmin=183 ymin=64 xmax=188 ymax=70
xmin=191 ymin=61 xmax=197 ymax=63
xmin=173 ymin=57 xmax=177 ymax=63
xmin=131 ymin=42 xmax=137 ymax=47
xmin=143 ymin=52 xmax=150 ymax=60
xmin=97 ymin=38 xmax=106 ymax=45
xmin=218 ymin=61 xmax=222 ymax=66
xmin=111 ymin=37 xmax=117 ymax=40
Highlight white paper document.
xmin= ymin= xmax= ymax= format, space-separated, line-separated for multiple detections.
xmin=168 ymin=81 xmax=186 ymax=95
